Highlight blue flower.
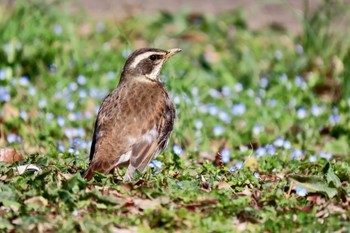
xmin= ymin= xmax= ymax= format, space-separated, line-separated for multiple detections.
xmin=256 ymin=147 xmax=267 ymax=157
xmin=235 ymin=161 xmax=244 ymax=169
xmin=195 ymin=119 xmax=203 ymax=130
xmin=57 ymin=116 xmax=65 ymax=126
xmin=96 ymin=21 xmax=105 ymax=32
xmin=275 ymin=50 xmax=283 ymax=60
xmin=295 ymin=187 xmax=307 ymax=196
xmin=19 ymin=110 xmax=28 ymax=121
xmin=213 ymin=125 xmax=225 ymax=136
xmin=295 ymin=44 xmax=304 ymax=55
xmin=283 ymin=140 xmax=292 ymax=149
xmin=274 ymin=138 xmax=284 ymax=147
xmin=297 ymin=107 xmax=307 ymax=119
xmin=231 ymin=103 xmax=246 ymax=116
xmin=18 ymin=76 xmax=30 ymax=86
xmin=72 ymin=210 xmax=79 ymax=217
xmin=290 ymin=149 xmax=303 ymax=159
xmin=259 ymin=78 xmax=269 ymax=88
xmin=68 ymin=82 xmax=78 ymax=91
xmin=77 ymin=75 xmax=86 ymax=85
xmin=311 ymin=104 xmax=322 ymax=116
xmin=173 ymin=144 xmax=183 ymax=155
xmin=329 ymin=114 xmax=340 ymax=125
xmin=221 ymin=86 xmax=231 ymax=97
xmin=318 ymin=151 xmax=332 ymax=159
xmin=149 ymin=160 xmax=162 ymax=169
xmin=221 ymin=148 xmax=230 ymax=163
xmin=38 ymin=99 xmax=47 ymax=108
xmin=209 ymin=88 xmax=221 ymax=98
xmin=58 ymin=142 xmax=65 ymax=152
xmin=107 ymin=71 xmax=116 ymax=80
xmin=218 ymin=111 xmax=231 ymax=124
xmin=252 ymin=124 xmax=264 ymax=135
xmin=53 ymin=24 xmax=62 ymax=35
xmin=234 ymin=83 xmax=243 ymax=92
xmin=0 ymin=69 xmax=7 ymax=80
xmin=265 ymin=144 xmax=276 ymax=155
xmin=228 ymin=166 xmax=236 ymax=173
xmin=66 ymin=102 xmax=75 ymax=111
xmin=253 ymin=172 xmax=260 ymax=179
xmin=48 ymin=64 xmax=57 ymax=73
xmin=0 ymin=87 xmax=10 ymax=102
xmin=309 ymin=155 xmax=317 ymax=162
xmin=278 ymin=73 xmax=288 ymax=82
xmin=7 ymin=134 xmax=22 ymax=143
xmin=79 ymin=90 xmax=87 ymax=99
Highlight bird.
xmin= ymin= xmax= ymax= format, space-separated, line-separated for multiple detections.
xmin=83 ymin=47 xmax=181 ymax=182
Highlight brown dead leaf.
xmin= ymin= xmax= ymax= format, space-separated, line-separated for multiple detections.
xmin=0 ymin=148 xmax=23 ymax=164
xmin=2 ymin=103 xmax=19 ymax=120
xmin=217 ymin=181 xmax=231 ymax=190
xmin=134 ymin=198 xmax=161 ymax=210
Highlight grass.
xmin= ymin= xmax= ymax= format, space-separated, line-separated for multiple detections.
xmin=0 ymin=0 xmax=350 ymax=232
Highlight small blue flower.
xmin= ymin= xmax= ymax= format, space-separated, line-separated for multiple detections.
xmin=274 ymin=138 xmax=284 ymax=147
xmin=7 ymin=133 xmax=22 ymax=143
xmin=329 ymin=114 xmax=340 ymax=125
xmin=259 ymin=78 xmax=269 ymax=88
xmin=68 ymin=82 xmax=78 ymax=91
xmin=231 ymin=103 xmax=246 ymax=116
xmin=267 ymin=99 xmax=277 ymax=107
xmin=221 ymin=86 xmax=231 ymax=97
xmin=57 ymin=116 xmax=65 ymax=126
xmin=195 ymin=119 xmax=203 ymax=130
xmin=79 ymin=90 xmax=87 ymax=99
xmin=318 ymin=151 xmax=332 ymax=159
xmin=46 ymin=113 xmax=54 ymax=121
xmin=96 ymin=21 xmax=105 ymax=32
xmin=221 ymin=148 xmax=230 ymax=163
xmin=297 ymin=107 xmax=307 ymax=119
xmin=275 ymin=50 xmax=283 ymax=60
xmin=309 ymin=155 xmax=317 ymax=162
xmin=18 ymin=76 xmax=30 ymax=86
xmin=173 ymin=144 xmax=183 ymax=155
xmin=107 ymin=71 xmax=116 ymax=80
xmin=256 ymin=147 xmax=267 ymax=157
xmin=0 ymin=69 xmax=6 ymax=80
xmin=235 ymin=161 xmax=244 ymax=169
xmin=311 ymin=104 xmax=322 ymax=116
xmin=209 ymin=88 xmax=221 ymax=98
xmin=208 ymin=104 xmax=219 ymax=116
xmin=0 ymin=87 xmax=10 ymax=102
xmin=66 ymin=102 xmax=75 ymax=111
xmin=213 ymin=125 xmax=225 ymax=136
xmin=290 ymin=149 xmax=303 ymax=159
xmin=77 ymin=75 xmax=86 ymax=85
xmin=234 ymin=83 xmax=243 ymax=92
xmin=53 ymin=24 xmax=62 ymax=35
xmin=38 ymin=99 xmax=47 ymax=108
xmin=19 ymin=110 xmax=27 ymax=121
xmin=72 ymin=210 xmax=78 ymax=217
xmin=265 ymin=144 xmax=276 ymax=155
xmin=295 ymin=187 xmax=307 ymax=196
xmin=177 ymin=181 xmax=183 ymax=187
xmin=278 ymin=73 xmax=288 ymax=82
xmin=283 ymin=140 xmax=292 ymax=149
xmin=58 ymin=142 xmax=65 ymax=152
xmin=218 ymin=111 xmax=231 ymax=124
xmin=48 ymin=64 xmax=57 ymax=73
xmin=228 ymin=166 xmax=236 ymax=173
xmin=122 ymin=49 xmax=132 ymax=58
xmin=295 ymin=44 xmax=304 ymax=55
xmin=253 ymin=172 xmax=260 ymax=179
xmin=149 ymin=160 xmax=162 ymax=169
xmin=252 ymin=124 xmax=264 ymax=135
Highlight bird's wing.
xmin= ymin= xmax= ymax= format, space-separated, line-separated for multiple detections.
xmin=125 ymin=93 xmax=175 ymax=180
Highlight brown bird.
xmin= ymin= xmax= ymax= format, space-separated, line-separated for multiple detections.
xmin=83 ymin=48 xmax=181 ymax=181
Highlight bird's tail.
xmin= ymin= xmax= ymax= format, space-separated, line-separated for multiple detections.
xmin=82 ymin=160 xmax=114 ymax=181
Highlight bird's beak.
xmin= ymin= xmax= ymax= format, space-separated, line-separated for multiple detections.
xmin=166 ymin=48 xmax=182 ymax=59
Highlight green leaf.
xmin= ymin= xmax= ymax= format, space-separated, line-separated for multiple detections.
xmin=289 ymin=175 xmax=338 ymax=198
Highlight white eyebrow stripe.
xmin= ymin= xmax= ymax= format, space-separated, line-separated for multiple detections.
xmin=129 ymin=52 xmax=165 ymax=68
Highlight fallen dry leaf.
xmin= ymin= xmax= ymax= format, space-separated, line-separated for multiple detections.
xmin=0 ymin=147 xmax=23 ymax=164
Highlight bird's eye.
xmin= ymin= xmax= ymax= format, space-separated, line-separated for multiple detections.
xmin=149 ymin=55 xmax=157 ymax=61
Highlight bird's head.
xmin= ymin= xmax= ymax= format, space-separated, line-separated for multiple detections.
xmin=121 ymin=48 xmax=181 ymax=82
